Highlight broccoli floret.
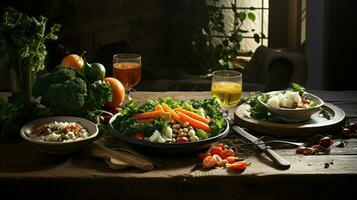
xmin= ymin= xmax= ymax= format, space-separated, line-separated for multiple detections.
xmin=50 ymin=67 xmax=77 ymax=83
xmin=33 ymin=67 xmax=76 ymax=97
xmin=45 ymin=77 xmax=87 ymax=113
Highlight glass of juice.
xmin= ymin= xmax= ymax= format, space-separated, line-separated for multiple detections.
xmin=113 ymin=54 xmax=141 ymax=102
xmin=211 ymin=70 xmax=242 ymax=119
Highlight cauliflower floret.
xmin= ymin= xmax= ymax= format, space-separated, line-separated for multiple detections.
xmin=45 ymin=133 xmax=61 ymax=142
xmin=149 ymin=130 xmax=166 ymax=143
xmin=267 ymin=95 xmax=281 ymax=108
xmin=164 ymin=127 xmax=173 ymax=139
xmin=281 ymin=91 xmax=302 ymax=108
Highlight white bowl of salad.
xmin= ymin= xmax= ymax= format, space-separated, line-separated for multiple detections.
xmin=258 ymin=89 xmax=324 ymax=122
xmin=20 ymin=116 xmax=99 ymax=154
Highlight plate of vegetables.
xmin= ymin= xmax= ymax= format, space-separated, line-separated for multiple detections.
xmin=109 ymin=97 xmax=229 ymax=153
xmin=258 ymin=89 xmax=324 ymax=122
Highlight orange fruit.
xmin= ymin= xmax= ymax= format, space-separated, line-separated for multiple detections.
xmin=104 ymin=77 xmax=125 ymax=108
xmin=61 ymin=54 xmax=84 ymax=70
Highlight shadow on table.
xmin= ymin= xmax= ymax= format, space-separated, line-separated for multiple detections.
xmin=0 ymin=142 xmax=70 ymax=173
xmin=68 ymin=145 xmax=200 ymax=173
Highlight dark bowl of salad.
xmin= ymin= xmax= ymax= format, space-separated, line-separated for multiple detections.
xmin=109 ymin=97 xmax=229 ymax=153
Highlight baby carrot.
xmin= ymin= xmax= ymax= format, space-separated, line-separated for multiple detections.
xmin=161 ymin=103 xmax=182 ymax=123
xmin=132 ymin=110 xmax=165 ymax=119
xmin=177 ymin=111 xmax=211 ymax=133
xmin=174 ymin=108 xmax=209 ymax=124
xmin=155 ymin=104 xmax=164 ymax=111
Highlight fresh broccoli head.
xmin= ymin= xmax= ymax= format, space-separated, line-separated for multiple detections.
xmin=44 ymin=77 xmax=87 ymax=113
xmin=33 ymin=67 xmax=76 ymax=97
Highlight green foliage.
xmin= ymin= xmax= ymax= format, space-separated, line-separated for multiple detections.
xmin=86 ymin=80 xmax=112 ymax=111
xmin=112 ymin=97 xmax=226 ymax=137
xmin=45 ymin=77 xmax=87 ymax=113
xmin=0 ymin=95 xmax=53 ymax=141
xmin=0 ymin=7 xmax=61 ymax=97
xmin=192 ymin=0 xmax=260 ymax=71
xmin=33 ymin=66 xmax=112 ymax=115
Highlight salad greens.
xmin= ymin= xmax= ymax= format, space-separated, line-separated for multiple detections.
xmin=239 ymin=83 xmax=330 ymax=122
xmin=112 ymin=97 xmax=226 ymax=139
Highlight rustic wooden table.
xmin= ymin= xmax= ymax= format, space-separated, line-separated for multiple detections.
xmin=1 ymin=91 xmax=357 ymax=200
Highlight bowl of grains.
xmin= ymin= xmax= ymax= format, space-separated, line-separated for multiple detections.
xmin=20 ymin=116 xmax=99 ymax=154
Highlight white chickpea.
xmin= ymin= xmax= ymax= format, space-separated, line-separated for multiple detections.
xmin=190 ymin=135 xmax=199 ymax=141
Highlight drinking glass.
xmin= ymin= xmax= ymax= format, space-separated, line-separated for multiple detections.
xmin=211 ymin=70 xmax=242 ymax=119
xmin=113 ymin=54 xmax=141 ymax=102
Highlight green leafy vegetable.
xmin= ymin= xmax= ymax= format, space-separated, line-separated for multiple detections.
xmin=112 ymin=97 xmax=226 ymax=138
xmin=0 ymin=7 xmax=61 ymax=98
xmin=0 ymin=95 xmax=53 ymax=141
xmin=86 ymin=80 xmax=112 ymax=111
xmin=33 ymin=66 xmax=112 ymax=115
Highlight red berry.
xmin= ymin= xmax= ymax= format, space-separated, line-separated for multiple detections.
xmin=319 ymin=136 xmax=333 ymax=148
xmin=346 ymin=122 xmax=357 ymax=132
xmin=111 ymin=107 xmax=121 ymax=114
xmin=340 ymin=128 xmax=352 ymax=138
xmin=99 ymin=114 xmax=112 ymax=124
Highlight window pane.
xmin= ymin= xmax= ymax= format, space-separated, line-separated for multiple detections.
xmin=263 ymin=38 xmax=268 ymax=46
xmin=263 ymin=9 xmax=269 ymax=37
xmin=238 ymin=0 xmax=262 ymax=8
xmin=241 ymin=10 xmax=262 ymax=37
xmin=240 ymin=38 xmax=261 ymax=52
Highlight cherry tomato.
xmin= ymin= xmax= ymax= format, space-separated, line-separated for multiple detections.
xmin=131 ymin=133 xmax=145 ymax=140
xmin=219 ymin=148 xmax=235 ymax=159
xmin=177 ymin=137 xmax=189 ymax=143
xmin=198 ymin=152 xmax=210 ymax=160
xmin=226 ymin=161 xmax=248 ymax=171
xmin=210 ymin=146 xmax=223 ymax=156
xmin=202 ymin=155 xmax=217 ymax=169
xmin=215 ymin=143 xmax=224 ymax=148
xmin=225 ymin=156 xmax=241 ymax=164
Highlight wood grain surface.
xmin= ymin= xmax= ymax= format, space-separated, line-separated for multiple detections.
xmin=1 ymin=91 xmax=357 ymax=200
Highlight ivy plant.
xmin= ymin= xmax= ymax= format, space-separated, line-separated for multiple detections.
xmin=192 ymin=0 xmax=265 ymax=72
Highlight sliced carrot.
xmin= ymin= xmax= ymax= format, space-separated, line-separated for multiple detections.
xmin=132 ymin=110 xmax=165 ymax=119
xmin=161 ymin=103 xmax=182 ymax=123
xmin=174 ymin=108 xmax=209 ymax=124
xmin=177 ymin=111 xmax=211 ymax=133
xmin=155 ymin=104 xmax=164 ymax=111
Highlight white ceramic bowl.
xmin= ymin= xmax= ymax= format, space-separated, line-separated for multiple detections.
xmin=258 ymin=91 xmax=324 ymax=122
xmin=20 ymin=116 xmax=98 ymax=154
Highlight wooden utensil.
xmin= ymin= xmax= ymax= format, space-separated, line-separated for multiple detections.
xmin=92 ymin=140 xmax=154 ymax=171
xmin=91 ymin=146 xmax=130 ymax=170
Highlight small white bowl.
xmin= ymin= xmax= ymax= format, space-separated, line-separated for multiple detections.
xmin=20 ymin=116 xmax=98 ymax=154
xmin=258 ymin=91 xmax=324 ymax=122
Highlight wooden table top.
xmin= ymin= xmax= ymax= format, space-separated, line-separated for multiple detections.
xmin=1 ymin=91 xmax=357 ymax=200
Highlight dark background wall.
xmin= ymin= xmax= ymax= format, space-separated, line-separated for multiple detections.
xmin=1 ymin=0 xmax=357 ymax=91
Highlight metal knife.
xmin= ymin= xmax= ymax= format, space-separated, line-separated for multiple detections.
xmin=232 ymin=126 xmax=291 ymax=169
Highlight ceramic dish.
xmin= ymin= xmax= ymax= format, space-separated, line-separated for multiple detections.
xmin=258 ymin=91 xmax=324 ymax=122
xmin=109 ymin=113 xmax=230 ymax=153
xmin=20 ymin=116 xmax=98 ymax=154
xmin=234 ymin=103 xmax=345 ymax=138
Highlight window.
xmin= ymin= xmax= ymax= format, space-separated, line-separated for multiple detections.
xmin=208 ymin=0 xmax=269 ymax=53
